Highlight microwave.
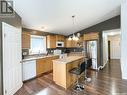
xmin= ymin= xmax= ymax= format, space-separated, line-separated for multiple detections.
xmin=56 ymin=41 xmax=64 ymax=47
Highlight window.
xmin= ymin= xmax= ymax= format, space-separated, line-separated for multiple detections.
xmin=30 ymin=35 xmax=46 ymax=54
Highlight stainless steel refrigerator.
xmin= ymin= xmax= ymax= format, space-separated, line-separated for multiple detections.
xmin=83 ymin=40 xmax=98 ymax=70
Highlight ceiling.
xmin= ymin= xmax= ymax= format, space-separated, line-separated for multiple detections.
xmin=13 ymin=0 xmax=121 ymax=36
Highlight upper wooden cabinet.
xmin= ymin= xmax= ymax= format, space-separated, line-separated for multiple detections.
xmin=65 ymin=36 xmax=83 ymax=48
xmin=84 ymin=32 xmax=99 ymax=41
xmin=66 ymin=38 xmax=72 ymax=48
xmin=47 ymin=35 xmax=56 ymax=48
xmin=66 ymin=39 xmax=78 ymax=48
xmin=78 ymin=36 xmax=83 ymax=42
xmin=22 ymin=32 xmax=30 ymax=49
xmin=56 ymin=35 xmax=65 ymax=42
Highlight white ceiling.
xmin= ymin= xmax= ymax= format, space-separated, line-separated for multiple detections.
xmin=13 ymin=0 xmax=121 ymax=35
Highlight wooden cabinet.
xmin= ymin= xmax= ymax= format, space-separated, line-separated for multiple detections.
xmin=78 ymin=36 xmax=83 ymax=42
xmin=66 ymin=38 xmax=78 ymax=48
xmin=66 ymin=38 xmax=72 ymax=48
xmin=56 ymin=35 xmax=65 ymax=42
xmin=47 ymin=35 xmax=56 ymax=48
xmin=65 ymin=36 xmax=83 ymax=48
xmin=36 ymin=56 xmax=59 ymax=76
xmin=22 ymin=32 xmax=30 ymax=49
xmin=36 ymin=58 xmax=46 ymax=75
xmin=84 ymin=32 xmax=99 ymax=41
xmin=72 ymin=40 xmax=78 ymax=47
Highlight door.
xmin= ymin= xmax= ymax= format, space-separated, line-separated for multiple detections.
xmin=108 ymin=41 xmax=111 ymax=60
xmin=2 ymin=22 xmax=22 ymax=95
xmin=110 ymin=39 xmax=121 ymax=59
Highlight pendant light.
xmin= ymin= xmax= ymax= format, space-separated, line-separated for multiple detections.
xmin=68 ymin=15 xmax=80 ymax=41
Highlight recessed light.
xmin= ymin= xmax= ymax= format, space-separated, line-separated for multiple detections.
xmin=41 ymin=26 xmax=45 ymax=29
xmin=41 ymin=26 xmax=47 ymax=31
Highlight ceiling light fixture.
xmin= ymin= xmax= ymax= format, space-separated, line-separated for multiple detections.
xmin=68 ymin=15 xmax=80 ymax=41
xmin=41 ymin=26 xmax=47 ymax=31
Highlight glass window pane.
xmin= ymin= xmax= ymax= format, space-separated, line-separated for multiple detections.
xmin=30 ymin=35 xmax=46 ymax=54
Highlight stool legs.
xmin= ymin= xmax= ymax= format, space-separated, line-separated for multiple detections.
xmin=73 ymin=75 xmax=84 ymax=92
xmin=83 ymin=69 xmax=91 ymax=84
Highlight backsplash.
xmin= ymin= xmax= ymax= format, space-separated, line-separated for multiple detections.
xmin=47 ymin=48 xmax=66 ymax=54
xmin=47 ymin=47 xmax=83 ymax=54
xmin=22 ymin=49 xmax=29 ymax=59
xmin=22 ymin=47 xmax=83 ymax=58
xmin=65 ymin=47 xmax=83 ymax=52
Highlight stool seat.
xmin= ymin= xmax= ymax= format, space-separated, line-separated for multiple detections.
xmin=69 ymin=67 xmax=82 ymax=75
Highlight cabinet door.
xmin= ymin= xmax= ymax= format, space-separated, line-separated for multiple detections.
xmin=36 ymin=58 xmax=46 ymax=75
xmin=56 ymin=35 xmax=60 ymax=41
xmin=66 ymin=39 xmax=72 ymax=48
xmin=51 ymin=35 xmax=56 ymax=48
xmin=60 ymin=35 xmax=65 ymax=41
xmin=22 ymin=32 xmax=30 ymax=49
xmin=56 ymin=35 xmax=65 ymax=42
xmin=47 ymin=35 xmax=56 ymax=48
xmin=72 ymin=40 xmax=77 ymax=47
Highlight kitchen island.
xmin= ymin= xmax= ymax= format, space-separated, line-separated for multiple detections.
xmin=53 ymin=56 xmax=84 ymax=89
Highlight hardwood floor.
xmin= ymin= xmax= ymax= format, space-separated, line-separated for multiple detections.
xmin=15 ymin=59 xmax=127 ymax=95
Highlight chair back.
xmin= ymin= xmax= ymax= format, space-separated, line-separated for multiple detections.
xmin=80 ymin=62 xmax=86 ymax=73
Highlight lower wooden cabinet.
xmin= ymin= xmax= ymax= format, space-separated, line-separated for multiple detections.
xmin=36 ymin=58 xmax=47 ymax=75
xmin=36 ymin=56 xmax=59 ymax=76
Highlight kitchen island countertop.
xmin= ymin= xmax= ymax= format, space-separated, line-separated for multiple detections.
xmin=53 ymin=56 xmax=84 ymax=64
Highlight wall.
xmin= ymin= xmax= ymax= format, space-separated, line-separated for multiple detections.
xmin=0 ymin=10 xmax=21 ymax=95
xmin=121 ymin=0 xmax=127 ymax=79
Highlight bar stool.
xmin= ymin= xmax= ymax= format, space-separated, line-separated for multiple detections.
xmin=69 ymin=62 xmax=86 ymax=92
xmin=84 ymin=58 xmax=92 ymax=83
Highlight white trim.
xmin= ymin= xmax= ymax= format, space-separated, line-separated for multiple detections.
xmin=98 ymin=61 xmax=108 ymax=71
xmin=121 ymin=1 xmax=127 ymax=80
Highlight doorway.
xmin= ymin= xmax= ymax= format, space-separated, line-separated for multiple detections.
xmin=108 ymin=41 xmax=110 ymax=60
xmin=108 ymin=34 xmax=121 ymax=59
xmin=103 ymin=29 xmax=121 ymax=64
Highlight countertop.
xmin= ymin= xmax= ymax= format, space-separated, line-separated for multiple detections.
xmin=53 ymin=56 xmax=84 ymax=64
xmin=22 ymin=54 xmax=59 ymax=62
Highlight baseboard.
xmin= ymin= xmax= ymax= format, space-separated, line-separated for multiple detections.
xmin=97 ymin=61 xmax=108 ymax=71
xmin=9 ymin=82 xmax=23 ymax=95
xmin=122 ymin=76 xmax=127 ymax=80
